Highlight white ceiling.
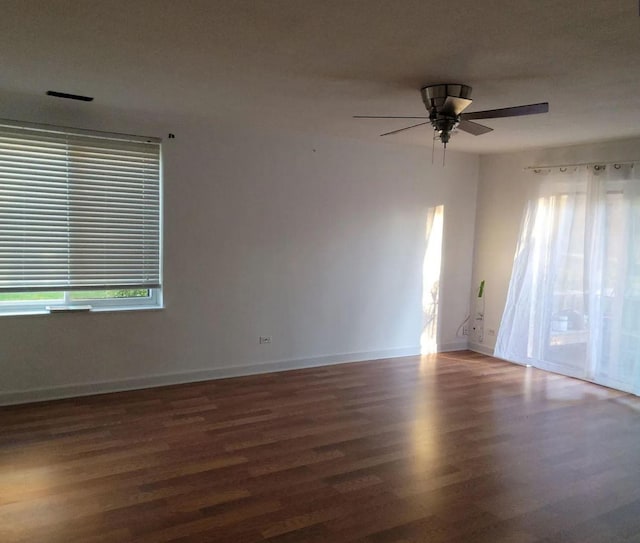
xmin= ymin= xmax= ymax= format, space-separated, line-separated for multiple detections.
xmin=2 ymin=0 xmax=639 ymax=153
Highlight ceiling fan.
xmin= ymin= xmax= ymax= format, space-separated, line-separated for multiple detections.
xmin=354 ymin=84 xmax=549 ymax=148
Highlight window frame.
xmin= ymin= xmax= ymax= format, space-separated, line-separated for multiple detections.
xmin=0 ymin=288 xmax=162 ymax=316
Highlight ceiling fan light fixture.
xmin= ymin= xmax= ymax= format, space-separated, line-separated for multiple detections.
xmin=421 ymin=84 xmax=475 ymax=147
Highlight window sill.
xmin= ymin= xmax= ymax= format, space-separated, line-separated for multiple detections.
xmin=0 ymin=305 xmax=164 ymax=318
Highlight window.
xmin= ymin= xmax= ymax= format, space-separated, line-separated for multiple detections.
xmin=0 ymin=120 xmax=162 ymax=315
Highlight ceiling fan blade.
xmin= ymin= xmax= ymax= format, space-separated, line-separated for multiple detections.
xmin=441 ymin=96 xmax=473 ymax=116
xmin=353 ymin=115 xmax=429 ymax=119
xmin=461 ymin=102 xmax=549 ymax=121
xmin=458 ymin=119 xmax=494 ymax=136
xmin=380 ymin=121 xmax=431 ymax=137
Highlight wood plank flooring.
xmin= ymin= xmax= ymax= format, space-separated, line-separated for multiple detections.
xmin=2 ymin=351 xmax=640 ymax=542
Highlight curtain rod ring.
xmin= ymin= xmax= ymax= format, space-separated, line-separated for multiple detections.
xmin=614 ymin=164 xmax=621 ymax=169
xmin=560 ymin=167 xmax=567 ymax=172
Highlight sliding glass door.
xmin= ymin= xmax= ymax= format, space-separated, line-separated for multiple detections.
xmin=496 ymin=163 xmax=640 ymax=395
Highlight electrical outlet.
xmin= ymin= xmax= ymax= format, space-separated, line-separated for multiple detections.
xmin=462 ymin=324 xmax=469 ymax=336
xmin=259 ymin=336 xmax=272 ymax=344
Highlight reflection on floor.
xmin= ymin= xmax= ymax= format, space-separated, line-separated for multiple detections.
xmin=1 ymin=350 xmax=640 ymax=542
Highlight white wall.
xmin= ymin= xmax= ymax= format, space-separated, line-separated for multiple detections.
xmin=470 ymin=137 xmax=640 ymax=355
xmin=0 ymin=94 xmax=478 ymax=404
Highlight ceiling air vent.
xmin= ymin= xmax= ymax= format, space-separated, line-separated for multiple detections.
xmin=46 ymin=91 xmax=94 ymax=102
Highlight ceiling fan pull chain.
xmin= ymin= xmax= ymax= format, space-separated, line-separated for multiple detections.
xmin=432 ymin=129 xmax=436 ymax=165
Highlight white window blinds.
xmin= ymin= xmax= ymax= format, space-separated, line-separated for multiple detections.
xmin=0 ymin=120 xmax=161 ymax=292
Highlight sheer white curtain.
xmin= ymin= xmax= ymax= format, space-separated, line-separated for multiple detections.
xmin=496 ymin=163 xmax=640 ymax=395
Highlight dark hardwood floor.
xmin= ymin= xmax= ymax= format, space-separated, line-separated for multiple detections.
xmin=2 ymin=351 xmax=640 ymax=542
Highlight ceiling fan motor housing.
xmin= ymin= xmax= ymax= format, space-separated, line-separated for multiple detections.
xmin=420 ymin=84 xmax=472 ymax=112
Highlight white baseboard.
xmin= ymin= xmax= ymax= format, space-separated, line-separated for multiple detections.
xmin=0 ymin=346 xmax=429 ymax=406
xmin=468 ymin=342 xmax=494 ymax=356
xmin=438 ymin=339 xmax=469 ymax=352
